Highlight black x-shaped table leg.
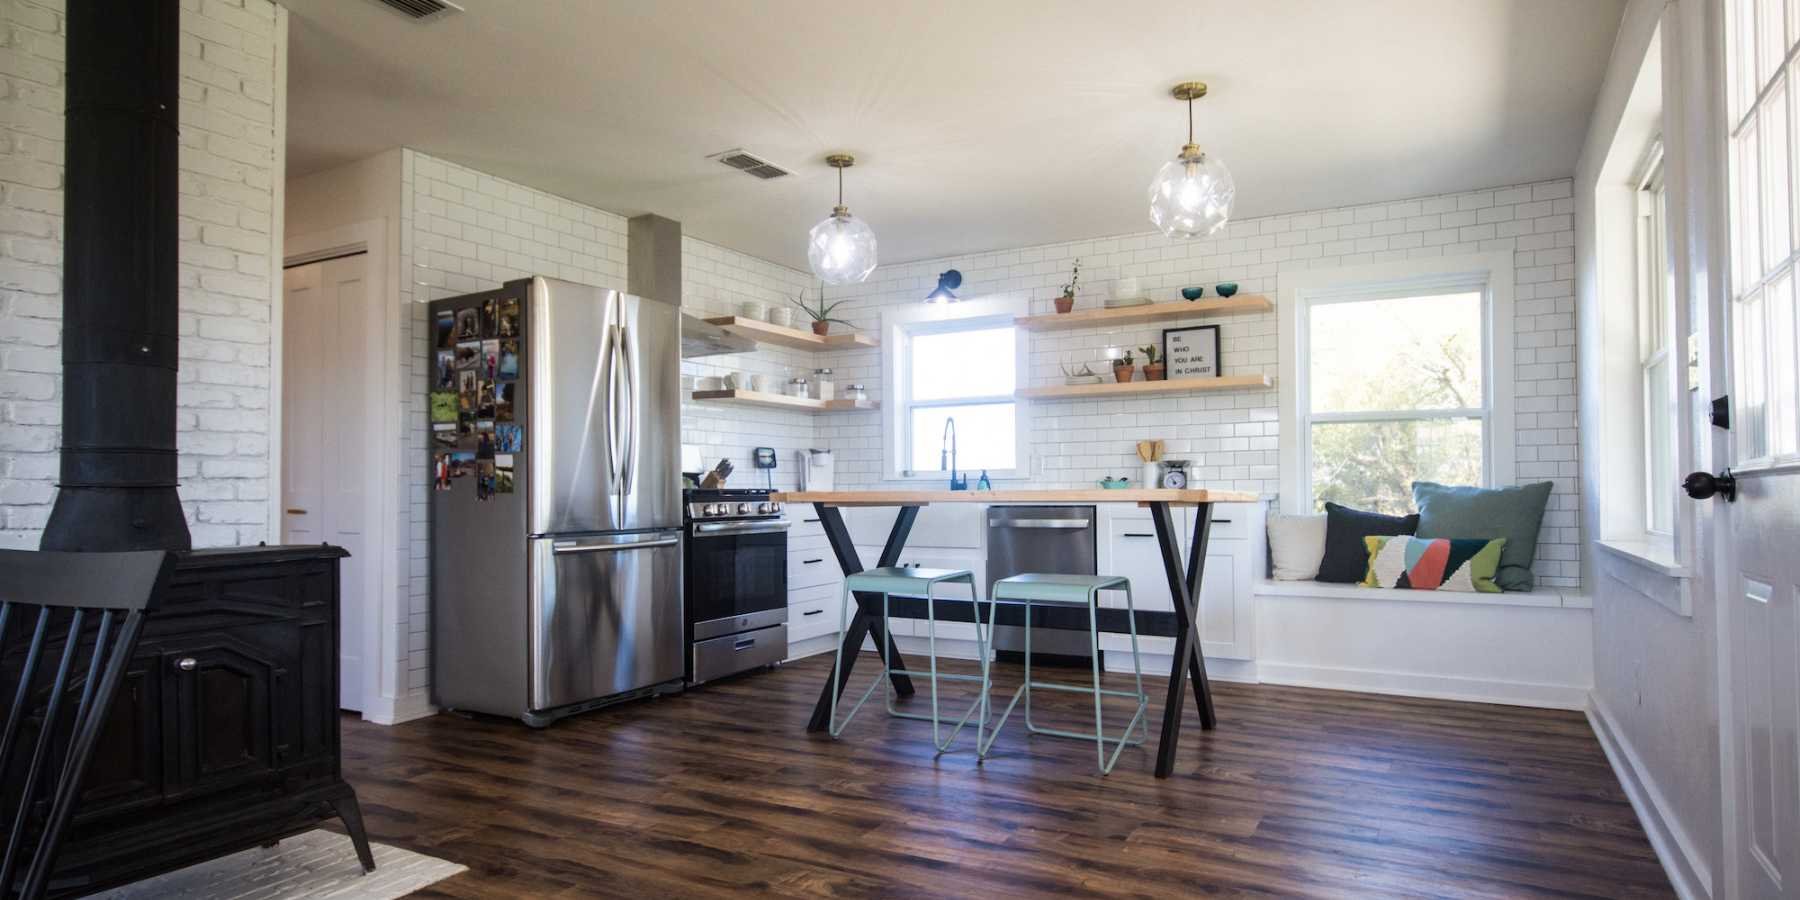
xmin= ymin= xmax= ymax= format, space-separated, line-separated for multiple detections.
xmin=804 ymin=500 xmax=1218 ymax=778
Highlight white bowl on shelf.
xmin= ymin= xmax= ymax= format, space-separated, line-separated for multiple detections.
xmin=766 ymin=307 xmax=794 ymax=328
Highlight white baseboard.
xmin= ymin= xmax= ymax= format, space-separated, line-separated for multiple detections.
xmin=361 ymin=692 xmax=438 ymax=725
xmin=1586 ymin=696 xmax=1712 ymax=899
xmin=1256 ymin=661 xmax=1590 ymax=710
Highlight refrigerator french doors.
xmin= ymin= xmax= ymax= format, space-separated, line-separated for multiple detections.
xmin=431 ymin=277 xmax=682 ymax=726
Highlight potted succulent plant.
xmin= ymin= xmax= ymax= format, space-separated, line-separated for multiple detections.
xmin=1112 ymin=349 xmax=1135 ymax=383
xmin=1054 ymin=258 xmax=1081 ymax=314
xmin=791 ymin=286 xmax=852 ymax=336
xmin=1140 ymin=344 xmax=1165 ymax=381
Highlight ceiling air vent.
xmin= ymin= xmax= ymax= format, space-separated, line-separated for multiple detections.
xmin=707 ymin=149 xmax=791 ymax=181
xmin=370 ymin=0 xmax=464 ymax=21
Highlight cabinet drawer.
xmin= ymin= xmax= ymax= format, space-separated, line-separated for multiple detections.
xmin=788 ymin=591 xmax=842 ymax=644
xmin=788 ymin=552 xmax=840 ymax=590
xmin=1202 ymin=510 xmax=1250 ymax=542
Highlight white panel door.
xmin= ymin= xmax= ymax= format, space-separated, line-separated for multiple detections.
xmin=282 ymin=253 xmax=376 ymax=712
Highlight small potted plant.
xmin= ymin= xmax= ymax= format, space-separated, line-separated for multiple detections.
xmin=1140 ymin=344 xmax=1165 ymax=381
xmin=791 ymin=286 xmax=852 ymax=336
xmin=1054 ymin=258 xmax=1081 ymax=314
xmin=1112 ymin=349 xmax=1135 ymax=383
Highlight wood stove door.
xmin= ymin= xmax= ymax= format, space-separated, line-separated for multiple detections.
xmin=159 ymin=633 xmax=293 ymax=799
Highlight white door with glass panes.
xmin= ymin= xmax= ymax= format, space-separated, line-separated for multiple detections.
xmin=1721 ymin=0 xmax=1800 ymax=895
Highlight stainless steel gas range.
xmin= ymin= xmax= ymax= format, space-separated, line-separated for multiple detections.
xmin=684 ymin=487 xmax=790 ymax=683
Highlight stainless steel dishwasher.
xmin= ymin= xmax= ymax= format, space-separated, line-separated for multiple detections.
xmin=986 ymin=505 xmax=1098 ymax=662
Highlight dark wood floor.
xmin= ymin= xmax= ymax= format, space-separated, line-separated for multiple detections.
xmin=337 ymin=654 xmax=1671 ymax=899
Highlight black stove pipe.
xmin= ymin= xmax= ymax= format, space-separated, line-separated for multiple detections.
xmin=40 ymin=0 xmax=190 ymax=551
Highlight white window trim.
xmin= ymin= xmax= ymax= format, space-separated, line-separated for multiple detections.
xmin=880 ymin=296 xmax=1030 ymax=482
xmin=1635 ymin=149 xmax=1677 ymax=536
xmin=1276 ymin=250 xmax=1516 ymax=515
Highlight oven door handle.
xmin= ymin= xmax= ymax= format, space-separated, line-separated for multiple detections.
xmin=986 ymin=517 xmax=1091 ymax=530
xmin=691 ymin=520 xmax=793 ymax=537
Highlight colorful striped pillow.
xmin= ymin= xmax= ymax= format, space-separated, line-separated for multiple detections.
xmin=1362 ymin=535 xmax=1506 ymax=593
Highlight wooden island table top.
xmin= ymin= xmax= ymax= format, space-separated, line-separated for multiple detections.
xmin=769 ymin=488 xmax=1259 ymax=507
xmin=775 ymin=487 xmax=1250 ymax=777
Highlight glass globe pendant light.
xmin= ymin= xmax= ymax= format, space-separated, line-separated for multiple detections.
xmin=807 ymin=153 xmax=878 ymax=284
xmin=1148 ymin=81 xmax=1235 ymax=239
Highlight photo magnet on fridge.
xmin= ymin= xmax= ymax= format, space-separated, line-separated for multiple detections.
xmin=481 ymin=339 xmax=499 ymax=381
xmin=455 ymin=340 xmax=481 ymax=370
xmin=455 ymin=308 xmax=479 ymax=341
xmin=477 ymin=382 xmax=496 ymax=420
xmin=495 ymin=423 xmax=523 ymax=454
xmin=476 ymin=430 xmax=495 ymax=460
xmin=433 ymin=453 xmax=453 ymax=491
xmin=481 ymin=297 xmax=499 ymax=337
xmin=476 ymin=460 xmax=497 ymax=501
xmin=498 ymin=338 xmax=520 ymax=380
xmin=429 ymin=391 xmax=459 ymax=424
xmin=435 ymin=312 xmax=456 ymax=349
xmin=457 ymin=412 xmax=475 ymax=436
xmin=434 ymin=350 xmax=456 ymax=389
xmin=432 ymin=423 xmax=458 ymax=448
xmin=494 ymin=382 xmax=516 ymax=422
xmin=446 ymin=451 xmax=476 ymax=478
xmin=495 ymin=454 xmax=516 ymax=494
xmin=457 ymin=370 xmax=479 ymax=412
xmin=498 ymin=297 xmax=521 ymax=338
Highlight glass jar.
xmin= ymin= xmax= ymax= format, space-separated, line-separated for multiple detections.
xmin=812 ymin=368 xmax=835 ymax=401
xmin=786 ymin=377 xmax=809 ymax=398
xmin=844 ymin=383 xmax=868 ymax=402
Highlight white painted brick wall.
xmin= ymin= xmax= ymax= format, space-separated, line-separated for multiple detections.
xmin=0 ymin=0 xmax=285 ymax=550
xmin=814 ymin=179 xmax=1582 ymax=589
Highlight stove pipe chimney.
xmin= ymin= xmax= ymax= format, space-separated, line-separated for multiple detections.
xmin=39 ymin=0 xmax=190 ymax=551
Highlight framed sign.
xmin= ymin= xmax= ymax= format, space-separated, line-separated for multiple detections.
xmin=1163 ymin=325 xmax=1221 ymax=379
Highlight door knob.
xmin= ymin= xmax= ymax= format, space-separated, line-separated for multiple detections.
xmin=1682 ymin=469 xmax=1737 ymax=502
xmin=174 ymin=657 xmax=198 ymax=671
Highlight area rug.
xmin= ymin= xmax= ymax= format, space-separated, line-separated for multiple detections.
xmin=87 ymin=829 xmax=467 ymax=899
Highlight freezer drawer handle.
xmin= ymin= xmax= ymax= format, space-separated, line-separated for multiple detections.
xmin=733 ymin=637 xmax=757 ymax=651
xmin=692 ymin=520 xmax=792 ymax=537
xmin=552 ymin=537 xmax=679 ymax=554
xmin=988 ymin=517 xmax=1090 ymax=529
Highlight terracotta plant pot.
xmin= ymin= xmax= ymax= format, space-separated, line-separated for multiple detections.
xmin=811 ymin=320 xmax=830 ymax=336
xmin=1143 ymin=363 xmax=1166 ymax=381
xmin=1112 ymin=364 xmax=1135 ymax=383
xmin=1054 ymin=294 xmax=1075 ymax=314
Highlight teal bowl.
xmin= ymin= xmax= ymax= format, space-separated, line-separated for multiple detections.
xmin=1180 ymin=286 xmax=1204 ymax=301
xmin=1098 ymin=477 xmax=1131 ymax=490
xmin=1215 ymin=282 xmax=1239 ymax=298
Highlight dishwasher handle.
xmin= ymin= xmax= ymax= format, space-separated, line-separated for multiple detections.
xmin=987 ymin=517 xmax=1091 ymax=530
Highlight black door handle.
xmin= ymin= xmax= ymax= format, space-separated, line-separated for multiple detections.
xmin=1683 ymin=469 xmax=1737 ymax=502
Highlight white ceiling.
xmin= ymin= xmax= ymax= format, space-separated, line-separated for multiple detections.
xmin=282 ymin=0 xmax=1624 ymax=271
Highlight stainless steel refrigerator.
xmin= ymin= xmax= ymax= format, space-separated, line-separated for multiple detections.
xmin=429 ymin=276 xmax=682 ymax=726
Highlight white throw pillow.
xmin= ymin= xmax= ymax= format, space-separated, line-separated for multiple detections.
xmin=1267 ymin=513 xmax=1327 ymax=581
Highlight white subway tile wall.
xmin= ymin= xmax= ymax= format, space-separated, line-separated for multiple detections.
xmin=812 ymin=179 xmax=1580 ymax=589
xmin=0 ymin=0 xmax=286 ymax=550
xmin=395 ymin=151 xmax=825 ymax=697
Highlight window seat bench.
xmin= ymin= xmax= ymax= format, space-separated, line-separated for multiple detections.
xmin=1253 ymin=579 xmax=1587 ymax=609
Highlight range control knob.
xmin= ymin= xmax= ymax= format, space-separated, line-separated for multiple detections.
xmin=736 ymin=502 xmax=751 ymax=515
xmin=702 ymin=504 xmax=718 ymax=516
xmin=771 ymin=502 xmax=782 ymax=513
xmin=757 ymin=502 xmax=773 ymax=514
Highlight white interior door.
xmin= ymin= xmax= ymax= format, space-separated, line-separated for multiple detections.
xmin=282 ymin=253 xmax=376 ymax=712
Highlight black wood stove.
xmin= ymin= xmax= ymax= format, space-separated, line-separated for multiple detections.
xmin=0 ymin=1 xmax=373 ymax=895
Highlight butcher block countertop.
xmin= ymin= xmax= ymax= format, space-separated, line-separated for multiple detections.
xmin=769 ymin=488 xmax=1258 ymax=507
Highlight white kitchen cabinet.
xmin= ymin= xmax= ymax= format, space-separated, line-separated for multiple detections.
xmin=1096 ymin=503 xmax=1261 ymax=661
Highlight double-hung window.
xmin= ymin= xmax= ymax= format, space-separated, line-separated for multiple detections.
xmin=1280 ymin=253 xmax=1514 ymax=514
xmin=1636 ymin=148 xmax=1677 ymax=534
xmin=883 ymin=300 xmax=1025 ymax=479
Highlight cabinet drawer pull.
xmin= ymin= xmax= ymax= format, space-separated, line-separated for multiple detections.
xmin=801 ymin=558 xmax=823 ymax=565
xmin=1122 ymin=532 xmax=1155 ymax=538
xmin=802 ymin=609 xmax=824 ymax=617
xmin=174 ymin=657 xmax=197 ymax=672
xmin=1212 ymin=518 xmax=1233 ymax=524
xmin=803 ymin=518 xmax=821 ymax=524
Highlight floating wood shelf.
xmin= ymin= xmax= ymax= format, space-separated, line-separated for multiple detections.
xmin=1016 ymin=374 xmax=1273 ymax=400
xmin=703 ymin=316 xmax=878 ymax=351
xmin=1013 ymin=295 xmax=1272 ymax=332
xmin=689 ymin=389 xmax=878 ymax=413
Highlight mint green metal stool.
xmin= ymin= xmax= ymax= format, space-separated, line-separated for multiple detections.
xmin=829 ymin=567 xmax=991 ymax=754
xmin=978 ymin=573 xmax=1149 ymax=774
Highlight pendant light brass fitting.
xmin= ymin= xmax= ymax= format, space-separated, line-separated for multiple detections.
xmin=1171 ymin=81 xmax=1208 ymax=101
xmin=825 ymin=153 xmax=856 ymax=168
